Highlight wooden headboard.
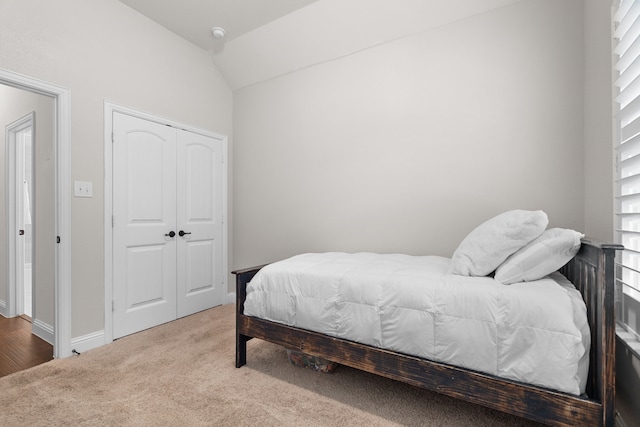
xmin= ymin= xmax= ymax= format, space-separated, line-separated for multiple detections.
xmin=559 ymin=239 xmax=622 ymax=425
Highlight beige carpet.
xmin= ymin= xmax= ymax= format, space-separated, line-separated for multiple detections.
xmin=0 ymin=304 xmax=542 ymax=426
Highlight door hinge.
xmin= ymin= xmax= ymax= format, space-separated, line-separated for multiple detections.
xmin=111 ymin=132 xmax=115 ymax=143
xmin=112 ymin=300 xmax=115 ymax=312
xmin=112 ymin=215 xmax=115 ymax=227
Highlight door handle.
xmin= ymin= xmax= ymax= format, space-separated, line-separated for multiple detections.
xmin=178 ymin=230 xmax=191 ymax=237
xmin=19 ymin=229 xmax=25 ymax=236
xmin=165 ymin=231 xmax=176 ymax=238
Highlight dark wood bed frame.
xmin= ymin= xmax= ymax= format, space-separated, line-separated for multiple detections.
xmin=233 ymin=239 xmax=622 ymax=427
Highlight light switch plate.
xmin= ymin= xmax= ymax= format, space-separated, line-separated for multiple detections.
xmin=74 ymin=181 xmax=93 ymax=198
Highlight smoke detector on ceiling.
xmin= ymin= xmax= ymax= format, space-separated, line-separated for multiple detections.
xmin=211 ymin=27 xmax=226 ymax=40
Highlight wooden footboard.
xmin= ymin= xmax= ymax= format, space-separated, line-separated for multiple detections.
xmin=233 ymin=239 xmax=622 ymax=427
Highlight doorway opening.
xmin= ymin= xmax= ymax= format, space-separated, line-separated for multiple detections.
xmin=0 ymin=69 xmax=71 ymax=358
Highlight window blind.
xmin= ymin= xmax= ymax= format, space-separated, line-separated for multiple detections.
xmin=615 ymin=0 xmax=640 ymax=344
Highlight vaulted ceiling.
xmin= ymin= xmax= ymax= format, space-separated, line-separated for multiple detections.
xmin=118 ymin=0 xmax=520 ymax=90
xmin=119 ymin=0 xmax=319 ymax=47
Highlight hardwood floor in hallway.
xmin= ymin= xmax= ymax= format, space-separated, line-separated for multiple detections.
xmin=0 ymin=315 xmax=53 ymax=377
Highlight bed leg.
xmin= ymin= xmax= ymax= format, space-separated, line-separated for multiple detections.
xmin=232 ymin=265 xmax=266 ymax=369
xmin=236 ymin=333 xmax=248 ymax=368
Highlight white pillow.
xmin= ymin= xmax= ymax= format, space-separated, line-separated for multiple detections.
xmin=450 ymin=210 xmax=548 ymax=276
xmin=494 ymin=228 xmax=584 ymax=284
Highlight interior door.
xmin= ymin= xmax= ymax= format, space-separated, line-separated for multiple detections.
xmin=113 ymin=112 xmax=178 ymax=338
xmin=176 ymin=129 xmax=224 ymax=317
xmin=112 ymin=112 xmax=225 ymax=339
xmin=6 ymin=112 xmax=35 ymax=321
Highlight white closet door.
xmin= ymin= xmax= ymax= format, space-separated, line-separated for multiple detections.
xmin=176 ymin=129 xmax=224 ymax=317
xmin=113 ymin=112 xmax=225 ymax=338
xmin=113 ymin=112 xmax=177 ymax=339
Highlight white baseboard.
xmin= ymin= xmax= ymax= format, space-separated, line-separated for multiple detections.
xmin=227 ymin=292 xmax=236 ymax=304
xmin=32 ymin=318 xmax=54 ymax=345
xmin=71 ymin=330 xmax=105 ymax=354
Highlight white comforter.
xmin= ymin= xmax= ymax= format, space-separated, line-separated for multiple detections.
xmin=244 ymin=252 xmax=590 ymax=395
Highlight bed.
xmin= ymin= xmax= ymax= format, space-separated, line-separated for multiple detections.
xmin=233 ymin=212 xmax=622 ymax=427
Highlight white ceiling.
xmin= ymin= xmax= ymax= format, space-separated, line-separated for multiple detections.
xmin=118 ymin=0 xmax=520 ymax=90
xmin=119 ymin=0 xmax=319 ymax=47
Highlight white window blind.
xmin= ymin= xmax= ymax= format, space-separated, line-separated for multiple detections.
xmin=615 ymin=0 xmax=640 ymax=344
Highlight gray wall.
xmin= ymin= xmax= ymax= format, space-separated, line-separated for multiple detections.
xmin=584 ymin=0 xmax=614 ymax=242
xmin=233 ymin=0 xmax=585 ymax=268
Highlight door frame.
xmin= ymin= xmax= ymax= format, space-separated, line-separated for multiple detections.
xmin=0 ymin=69 xmax=72 ymax=358
xmin=5 ymin=111 xmax=34 ymax=319
xmin=103 ymin=102 xmax=228 ymax=344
